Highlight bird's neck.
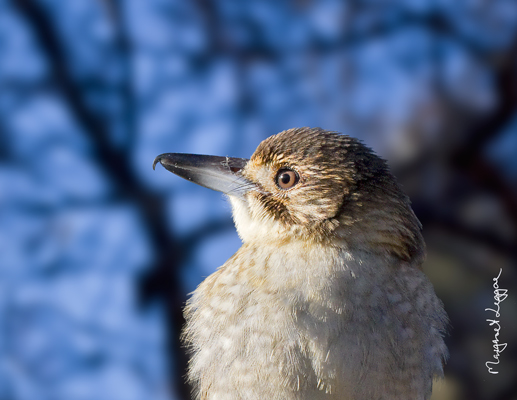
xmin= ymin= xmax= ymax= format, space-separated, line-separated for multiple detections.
xmin=232 ymin=239 xmax=400 ymax=305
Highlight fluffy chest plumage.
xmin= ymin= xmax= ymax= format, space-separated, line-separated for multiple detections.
xmin=183 ymin=243 xmax=446 ymax=400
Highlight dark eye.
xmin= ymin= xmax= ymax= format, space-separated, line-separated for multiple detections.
xmin=275 ymin=168 xmax=299 ymax=190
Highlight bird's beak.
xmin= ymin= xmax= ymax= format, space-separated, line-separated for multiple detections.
xmin=153 ymin=153 xmax=252 ymax=199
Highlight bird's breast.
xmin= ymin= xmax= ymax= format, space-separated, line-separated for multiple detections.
xmin=183 ymin=243 xmax=447 ymax=400
xmin=183 ymin=243 xmax=361 ymax=399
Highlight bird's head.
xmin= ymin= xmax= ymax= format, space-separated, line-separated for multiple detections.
xmin=154 ymin=127 xmax=424 ymax=264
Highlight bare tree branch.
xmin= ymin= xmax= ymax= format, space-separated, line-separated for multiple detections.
xmin=451 ymin=38 xmax=517 ymax=166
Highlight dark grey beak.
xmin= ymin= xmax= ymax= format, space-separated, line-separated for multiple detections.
xmin=153 ymin=153 xmax=252 ymax=198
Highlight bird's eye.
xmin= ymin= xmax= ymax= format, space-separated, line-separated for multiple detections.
xmin=275 ymin=168 xmax=299 ymax=190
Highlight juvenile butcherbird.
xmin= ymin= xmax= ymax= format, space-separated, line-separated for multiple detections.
xmin=153 ymin=127 xmax=447 ymax=400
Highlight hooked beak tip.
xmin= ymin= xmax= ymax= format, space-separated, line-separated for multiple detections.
xmin=152 ymin=156 xmax=162 ymax=171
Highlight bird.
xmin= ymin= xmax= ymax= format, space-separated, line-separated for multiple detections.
xmin=153 ymin=127 xmax=448 ymax=400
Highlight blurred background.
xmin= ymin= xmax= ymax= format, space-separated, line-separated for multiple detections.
xmin=1 ymin=0 xmax=516 ymax=399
